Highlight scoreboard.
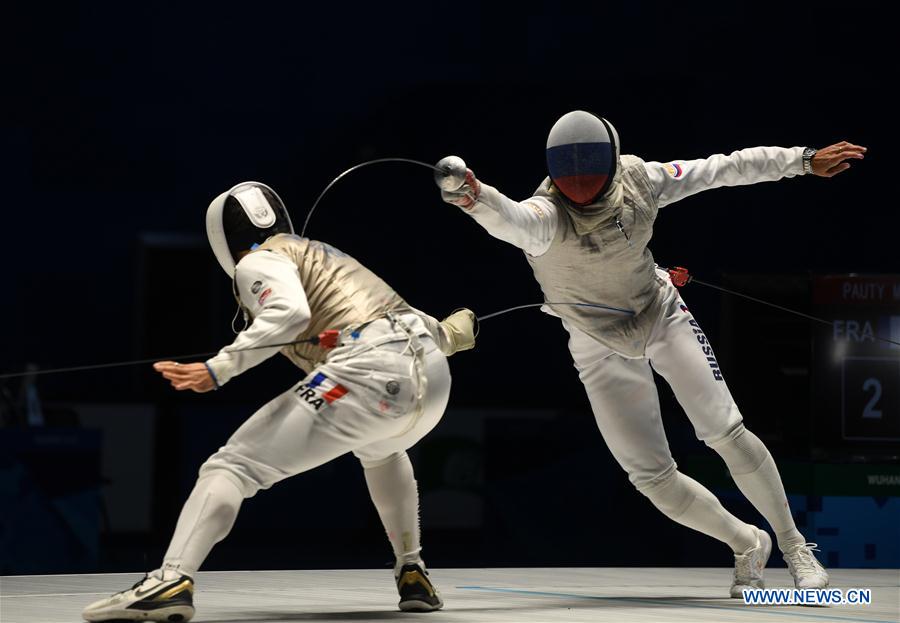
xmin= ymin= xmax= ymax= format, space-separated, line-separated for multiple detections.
xmin=812 ymin=275 xmax=900 ymax=454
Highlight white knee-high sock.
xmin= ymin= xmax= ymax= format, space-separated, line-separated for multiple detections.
xmin=708 ymin=425 xmax=805 ymax=552
xmin=362 ymin=452 xmax=422 ymax=570
xmin=160 ymin=471 xmax=245 ymax=577
xmin=639 ymin=468 xmax=758 ymax=553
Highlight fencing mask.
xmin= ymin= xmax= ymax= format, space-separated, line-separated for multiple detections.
xmin=206 ymin=181 xmax=294 ymax=277
xmin=546 ymin=110 xmax=620 ymax=206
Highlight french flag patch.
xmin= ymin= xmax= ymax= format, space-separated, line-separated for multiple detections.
xmin=296 ymin=372 xmax=349 ymax=410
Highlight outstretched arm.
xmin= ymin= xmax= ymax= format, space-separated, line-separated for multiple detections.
xmin=645 ymin=142 xmax=866 ymax=208
xmin=440 ymin=166 xmax=558 ymax=257
xmin=206 ymin=252 xmax=311 ymax=387
xmin=156 ymin=252 xmax=311 ymax=392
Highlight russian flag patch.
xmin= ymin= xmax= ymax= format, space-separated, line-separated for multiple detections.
xmin=663 ymin=162 xmax=684 ymax=179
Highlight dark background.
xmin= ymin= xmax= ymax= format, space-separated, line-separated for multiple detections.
xmin=1 ymin=2 xmax=897 ymax=575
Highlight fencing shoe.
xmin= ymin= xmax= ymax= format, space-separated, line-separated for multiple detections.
xmin=784 ymin=543 xmax=829 ymax=589
xmin=396 ymin=563 xmax=443 ymax=612
xmin=82 ymin=571 xmax=194 ymax=622
xmin=730 ymin=527 xmax=772 ymax=598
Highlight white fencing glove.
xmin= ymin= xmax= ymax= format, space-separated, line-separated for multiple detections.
xmin=440 ymin=169 xmax=482 ymax=210
xmin=438 ymin=308 xmax=476 ymax=355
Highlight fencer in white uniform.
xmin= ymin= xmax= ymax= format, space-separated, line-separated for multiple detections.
xmin=83 ymin=182 xmax=477 ymax=622
xmin=438 ymin=111 xmax=866 ymax=596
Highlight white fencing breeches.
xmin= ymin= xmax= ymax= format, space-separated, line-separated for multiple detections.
xmin=565 ymin=271 xmax=801 ymax=552
xmin=161 ymin=314 xmax=451 ymax=577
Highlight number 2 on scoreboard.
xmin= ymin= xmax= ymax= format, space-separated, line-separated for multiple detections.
xmin=862 ymin=378 xmax=883 ymax=419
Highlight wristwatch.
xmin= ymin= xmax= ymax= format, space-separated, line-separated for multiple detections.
xmin=802 ymin=147 xmax=817 ymax=175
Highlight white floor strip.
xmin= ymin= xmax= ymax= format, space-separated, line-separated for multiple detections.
xmin=2 ymin=568 xmax=897 ymax=623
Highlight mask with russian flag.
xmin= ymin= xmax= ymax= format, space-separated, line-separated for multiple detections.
xmin=546 ymin=111 xmax=620 ymax=206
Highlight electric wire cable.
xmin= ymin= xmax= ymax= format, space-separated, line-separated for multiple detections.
xmin=0 ymin=302 xmax=630 ymax=380
xmin=659 ymin=266 xmax=900 ymax=348
xmin=5 ymin=157 xmax=894 ymax=379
